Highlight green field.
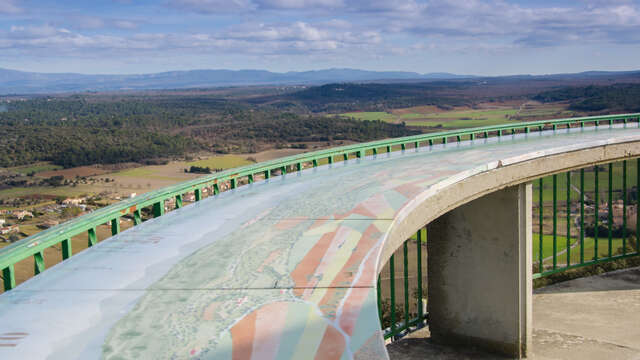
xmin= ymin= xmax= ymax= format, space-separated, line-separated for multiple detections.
xmin=341 ymin=109 xmax=519 ymax=128
xmin=7 ymin=162 xmax=62 ymax=175
xmin=534 ymin=160 xmax=638 ymax=203
xmin=187 ymin=154 xmax=255 ymax=170
xmin=341 ymin=112 xmax=396 ymax=122
xmin=115 ymin=167 xmax=179 ymax=181
xmin=406 ymin=109 xmax=519 ymax=128
xmin=0 ymin=186 xmax=85 ymax=201
xmin=533 ymin=232 xmax=635 ymax=267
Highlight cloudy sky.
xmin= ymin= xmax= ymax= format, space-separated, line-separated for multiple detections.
xmin=1 ymin=0 xmax=639 ymax=75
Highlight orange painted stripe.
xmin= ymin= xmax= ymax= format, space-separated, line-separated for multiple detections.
xmin=231 ymin=310 xmax=257 ymax=360
xmin=339 ymin=246 xmax=380 ymax=335
xmin=290 ymin=231 xmax=336 ymax=297
xmin=317 ymin=224 xmax=380 ymax=322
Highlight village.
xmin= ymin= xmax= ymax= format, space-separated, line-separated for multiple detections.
xmin=0 ymin=189 xmax=210 ymax=247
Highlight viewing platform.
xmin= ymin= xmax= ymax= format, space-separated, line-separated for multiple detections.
xmin=1 ymin=114 xmax=640 ymax=359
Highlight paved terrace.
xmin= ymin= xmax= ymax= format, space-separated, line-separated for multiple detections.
xmin=387 ymin=266 xmax=640 ymax=359
xmin=1 ymin=125 xmax=639 ymax=359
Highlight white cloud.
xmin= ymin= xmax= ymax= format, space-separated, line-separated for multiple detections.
xmin=0 ymin=0 xmax=21 ymax=14
xmin=168 ymin=0 xmax=255 ymax=13
xmin=256 ymin=0 xmax=344 ymax=9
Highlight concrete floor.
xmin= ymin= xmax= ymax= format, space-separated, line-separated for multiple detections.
xmin=387 ymin=267 xmax=640 ymax=359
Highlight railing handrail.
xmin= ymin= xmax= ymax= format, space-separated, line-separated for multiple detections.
xmin=1 ymin=113 xmax=639 ymax=276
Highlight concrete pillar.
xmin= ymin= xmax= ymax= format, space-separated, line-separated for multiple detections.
xmin=426 ymin=183 xmax=532 ymax=358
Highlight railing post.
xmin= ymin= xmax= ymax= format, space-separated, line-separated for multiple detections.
xmin=88 ymin=227 xmax=97 ymax=247
xmin=62 ymin=238 xmax=72 ymax=260
xmin=133 ymin=209 xmax=142 ymax=225
xmin=328 ymin=156 xmax=333 ymax=164
xmin=401 ymin=143 xmax=406 ymax=151
xmin=34 ymin=251 xmax=45 ymax=275
xmin=637 ymin=158 xmax=640 ymax=254
xmin=416 ymin=228 xmax=424 ymax=323
xmin=264 ymin=170 xmax=270 ymax=180
xmin=594 ymin=165 xmax=599 ymax=260
xmin=175 ymin=194 xmax=183 ymax=209
xmin=389 ymin=254 xmax=396 ymax=338
xmin=623 ymin=160 xmax=627 ymax=255
xmin=377 ymin=276 xmax=382 ymax=324
xmin=608 ymin=163 xmax=613 ymax=258
xmin=312 ymin=159 xmax=318 ymax=167
xmin=213 ymin=183 xmax=220 ymax=195
xmin=230 ymin=178 xmax=237 ymax=189
xmin=552 ymin=174 xmax=557 ymax=269
xmin=296 ymin=163 xmax=302 ymax=172
xmin=194 ymin=188 xmax=202 ymax=201
xmin=403 ymin=241 xmax=409 ymax=332
xmin=2 ymin=264 xmax=16 ymax=291
xmin=538 ymin=178 xmax=544 ymax=273
xmin=111 ymin=218 xmax=120 ymax=235
xmin=566 ymin=172 xmax=571 ymax=266
xmin=153 ymin=201 xmax=164 ymax=218
xmin=580 ymin=169 xmax=585 ymax=264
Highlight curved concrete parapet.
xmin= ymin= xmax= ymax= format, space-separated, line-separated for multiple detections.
xmin=1 ymin=125 xmax=640 ymax=359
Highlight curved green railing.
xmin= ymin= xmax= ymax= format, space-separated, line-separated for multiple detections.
xmin=2 ymin=113 xmax=640 ymax=291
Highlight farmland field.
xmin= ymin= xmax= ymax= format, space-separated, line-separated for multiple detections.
xmin=7 ymin=162 xmax=62 ymax=175
xmin=187 ymin=154 xmax=255 ymax=170
xmin=341 ymin=111 xmax=396 ymax=122
xmin=341 ymin=101 xmax=576 ymax=129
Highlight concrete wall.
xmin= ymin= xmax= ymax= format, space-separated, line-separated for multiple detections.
xmin=426 ymin=183 xmax=532 ymax=358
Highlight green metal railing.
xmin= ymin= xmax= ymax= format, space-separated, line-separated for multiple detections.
xmin=378 ymin=228 xmax=428 ymax=340
xmin=531 ymin=158 xmax=640 ymax=279
xmin=1 ymin=113 xmax=639 ymax=294
xmin=378 ymin=156 xmax=640 ymax=340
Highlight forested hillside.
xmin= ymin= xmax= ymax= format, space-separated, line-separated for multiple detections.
xmin=0 ymin=95 xmax=417 ymax=168
xmin=255 ymin=82 xmax=472 ymax=112
xmin=534 ymin=84 xmax=640 ymax=112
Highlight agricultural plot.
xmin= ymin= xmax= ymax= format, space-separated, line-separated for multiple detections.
xmin=6 ymin=162 xmax=62 ymax=175
xmin=534 ymin=161 xmax=638 ymax=203
xmin=340 ymin=102 xmax=576 ymax=130
xmin=341 ymin=111 xmax=396 ymax=122
xmin=187 ymin=154 xmax=255 ymax=170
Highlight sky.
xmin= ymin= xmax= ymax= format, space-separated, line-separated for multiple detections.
xmin=1 ymin=0 xmax=640 ymax=75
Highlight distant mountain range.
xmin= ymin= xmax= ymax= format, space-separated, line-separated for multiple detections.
xmin=1 ymin=67 xmax=639 ymax=95
xmin=0 ymin=68 xmax=475 ymax=94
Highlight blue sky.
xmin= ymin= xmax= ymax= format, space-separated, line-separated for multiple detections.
xmin=1 ymin=0 xmax=639 ymax=75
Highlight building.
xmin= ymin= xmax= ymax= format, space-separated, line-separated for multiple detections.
xmin=62 ymin=197 xmax=86 ymax=206
xmin=0 ymin=225 xmax=19 ymax=235
xmin=14 ymin=210 xmax=34 ymax=220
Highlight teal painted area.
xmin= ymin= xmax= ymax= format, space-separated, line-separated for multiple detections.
xmin=274 ymin=302 xmax=313 ymax=360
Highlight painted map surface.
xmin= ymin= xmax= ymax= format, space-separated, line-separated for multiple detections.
xmin=1 ymin=125 xmax=639 ymax=359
